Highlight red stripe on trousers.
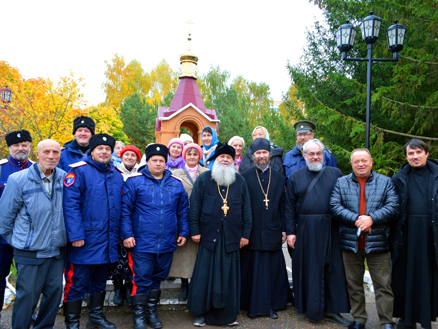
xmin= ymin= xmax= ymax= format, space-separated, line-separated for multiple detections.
xmin=63 ymin=263 xmax=74 ymax=302
xmin=128 ymin=251 xmax=137 ymax=296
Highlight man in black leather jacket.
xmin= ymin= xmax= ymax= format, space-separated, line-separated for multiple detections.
xmin=330 ymin=148 xmax=399 ymax=329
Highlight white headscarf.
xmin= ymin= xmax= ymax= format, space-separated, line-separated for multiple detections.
xmin=228 ymin=136 xmax=245 ymax=149
xmin=179 ymin=133 xmax=194 ymax=144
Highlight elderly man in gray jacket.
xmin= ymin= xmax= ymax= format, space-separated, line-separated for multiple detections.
xmin=0 ymin=139 xmax=67 ymax=329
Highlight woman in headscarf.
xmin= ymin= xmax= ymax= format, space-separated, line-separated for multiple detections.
xmin=228 ymin=136 xmax=245 ymax=173
xmin=198 ymin=126 xmax=219 ymax=170
xmin=166 ymin=138 xmax=185 ymax=172
xmin=239 ymin=126 xmax=285 ymax=175
xmin=109 ymin=145 xmax=141 ymax=306
xmin=111 ymin=141 xmax=125 ymax=168
xmin=170 ymin=143 xmax=209 ymax=301
xmin=179 ymin=133 xmax=194 ymax=146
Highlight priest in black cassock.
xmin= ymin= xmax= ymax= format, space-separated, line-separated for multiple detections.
xmin=285 ymin=139 xmax=351 ymax=326
xmin=391 ymin=139 xmax=438 ymax=329
xmin=187 ymin=143 xmax=252 ymax=327
xmin=240 ymin=138 xmax=290 ymax=320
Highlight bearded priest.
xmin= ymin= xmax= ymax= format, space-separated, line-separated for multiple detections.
xmin=187 ymin=143 xmax=252 ymax=327
xmin=240 ymin=138 xmax=290 ymax=320
xmin=286 ymin=139 xmax=351 ymax=326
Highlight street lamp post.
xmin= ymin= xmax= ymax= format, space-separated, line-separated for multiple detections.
xmin=336 ymin=11 xmax=407 ymax=149
xmin=1 ymin=86 xmax=13 ymax=109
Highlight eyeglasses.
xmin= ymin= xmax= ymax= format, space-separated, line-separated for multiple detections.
xmin=305 ymin=152 xmax=323 ymax=157
xmin=296 ymin=133 xmax=313 ymax=137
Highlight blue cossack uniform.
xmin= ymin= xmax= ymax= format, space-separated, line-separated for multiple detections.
xmin=63 ymin=154 xmax=124 ymax=301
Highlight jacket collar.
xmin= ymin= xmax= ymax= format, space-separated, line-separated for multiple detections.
xmin=83 ymin=154 xmax=114 ymax=173
xmin=397 ymin=159 xmax=438 ymax=179
xmin=290 ymin=145 xmax=303 ymax=156
xmin=139 ymin=165 xmax=172 ymax=182
xmin=351 ymin=170 xmax=375 ymax=183
xmin=28 ymin=162 xmax=63 ymax=183
xmin=63 ymin=139 xmax=85 ymax=155
xmin=8 ymin=155 xmax=30 ymax=168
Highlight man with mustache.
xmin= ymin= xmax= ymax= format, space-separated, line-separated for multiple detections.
xmin=188 ymin=143 xmax=252 ymax=327
xmin=0 ymin=129 xmax=33 ymax=318
xmin=62 ymin=133 xmax=124 ymax=329
xmin=286 ymin=139 xmax=350 ymax=326
xmin=121 ymin=143 xmax=189 ymax=329
xmin=283 ymin=120 xmax=337 ymax=182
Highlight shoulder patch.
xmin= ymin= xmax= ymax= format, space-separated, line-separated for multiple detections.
xmin=69 ymin=161 xmax=87 ymax=168
xmin=127 ymin=173 xmax=143 ymax=179
xmin=0 ymin=159 xmax=7 ymax=165
xmin=171 ymin=175 xmax=183 ymax=182
xmin=64 ymin=172 xmax=76 ymax=187
xmin=115 ymin=166 xmax=124 ymax=174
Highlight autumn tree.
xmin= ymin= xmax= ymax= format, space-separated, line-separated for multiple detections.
xmin=0 ymin=61 xmax=86 ymax=157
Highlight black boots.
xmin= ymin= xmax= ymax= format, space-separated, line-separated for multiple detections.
xmin=131 ymin=294 xmax=148 ymax=329
xmin=146 ymin=289 xmax=162 ymax=329
xmin=64 ymin=299 xmax=82 ymax=329
xmin=0 ymin=288 xmax=4 ymax=319
xmin=86 ymin=292 xmax=116 ymax=329
xmin=178 ymin=278 xmax=189 ymax=301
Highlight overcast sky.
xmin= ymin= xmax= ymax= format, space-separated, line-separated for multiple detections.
xmin=2 ymin=0 xmax=324 ymax=105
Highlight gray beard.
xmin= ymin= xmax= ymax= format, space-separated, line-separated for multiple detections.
xmin=296 ymin=143 xmax=303 ymax=151
xmin=13 ymin=151 xmax=29 ymax=161
xmin=211 ymin=161 xmax=236 ymax=186
xmin=307 ymin=161 xmax=323 ymax=172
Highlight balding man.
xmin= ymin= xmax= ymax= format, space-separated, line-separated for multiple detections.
xmin=0 ymin=139 xmax=67 ymax=329
xmin=330 ymin=149 xmax=399 ymax=329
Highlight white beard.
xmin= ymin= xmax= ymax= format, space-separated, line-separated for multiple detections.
xmin=211 ymin=160 xmax=236 ymax=186
xmin=306 ymin=161 xmax=323 ymax=172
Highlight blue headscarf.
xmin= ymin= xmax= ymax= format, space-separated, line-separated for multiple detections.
xmin=202 ymin=126 xmax=219 ymax=150
xmin=199 ymin=126 xmax=219 ymax=169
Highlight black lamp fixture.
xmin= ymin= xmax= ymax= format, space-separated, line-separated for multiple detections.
xmin=1 ymin=86 xmax=12 ymax=109
xmin=335 ymin=11 xmax=407 ymax=149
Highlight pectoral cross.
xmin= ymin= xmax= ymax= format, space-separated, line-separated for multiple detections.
xmin=221 ymin=201 xmax=229 ymax=217
xmin=263 ymin=195 xmax=269 ymax=209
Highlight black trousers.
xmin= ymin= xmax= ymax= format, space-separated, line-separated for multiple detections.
xmin=12 ymin=254 xmax=64 ymax=329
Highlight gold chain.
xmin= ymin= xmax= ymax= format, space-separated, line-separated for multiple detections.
xmin=255 ymin=167 xmax=271 ymax=209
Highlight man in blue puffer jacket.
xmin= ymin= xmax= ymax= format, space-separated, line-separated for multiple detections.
xmin=121 ymin=143 xmax=189 ymax=329
xmin=63 ymin=133 xmax=124 ymax=329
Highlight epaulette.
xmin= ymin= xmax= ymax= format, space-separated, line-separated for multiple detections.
xmin=0 ymin=159 xmax=7 ymax=165
xmin=61 ymin=147 xmax=66 ymax=151
xmin=69 ymin=161 xmax=87 ymax=168
xmin=29 ymin=160 xmax=35 ymax=164
xmin=171 ymin=175 xmax=183 ymax=182
xmin=115 ymin=167 xmax=124 ymax=174
xmin=127 ymin=173 xmax=143 ymax=179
